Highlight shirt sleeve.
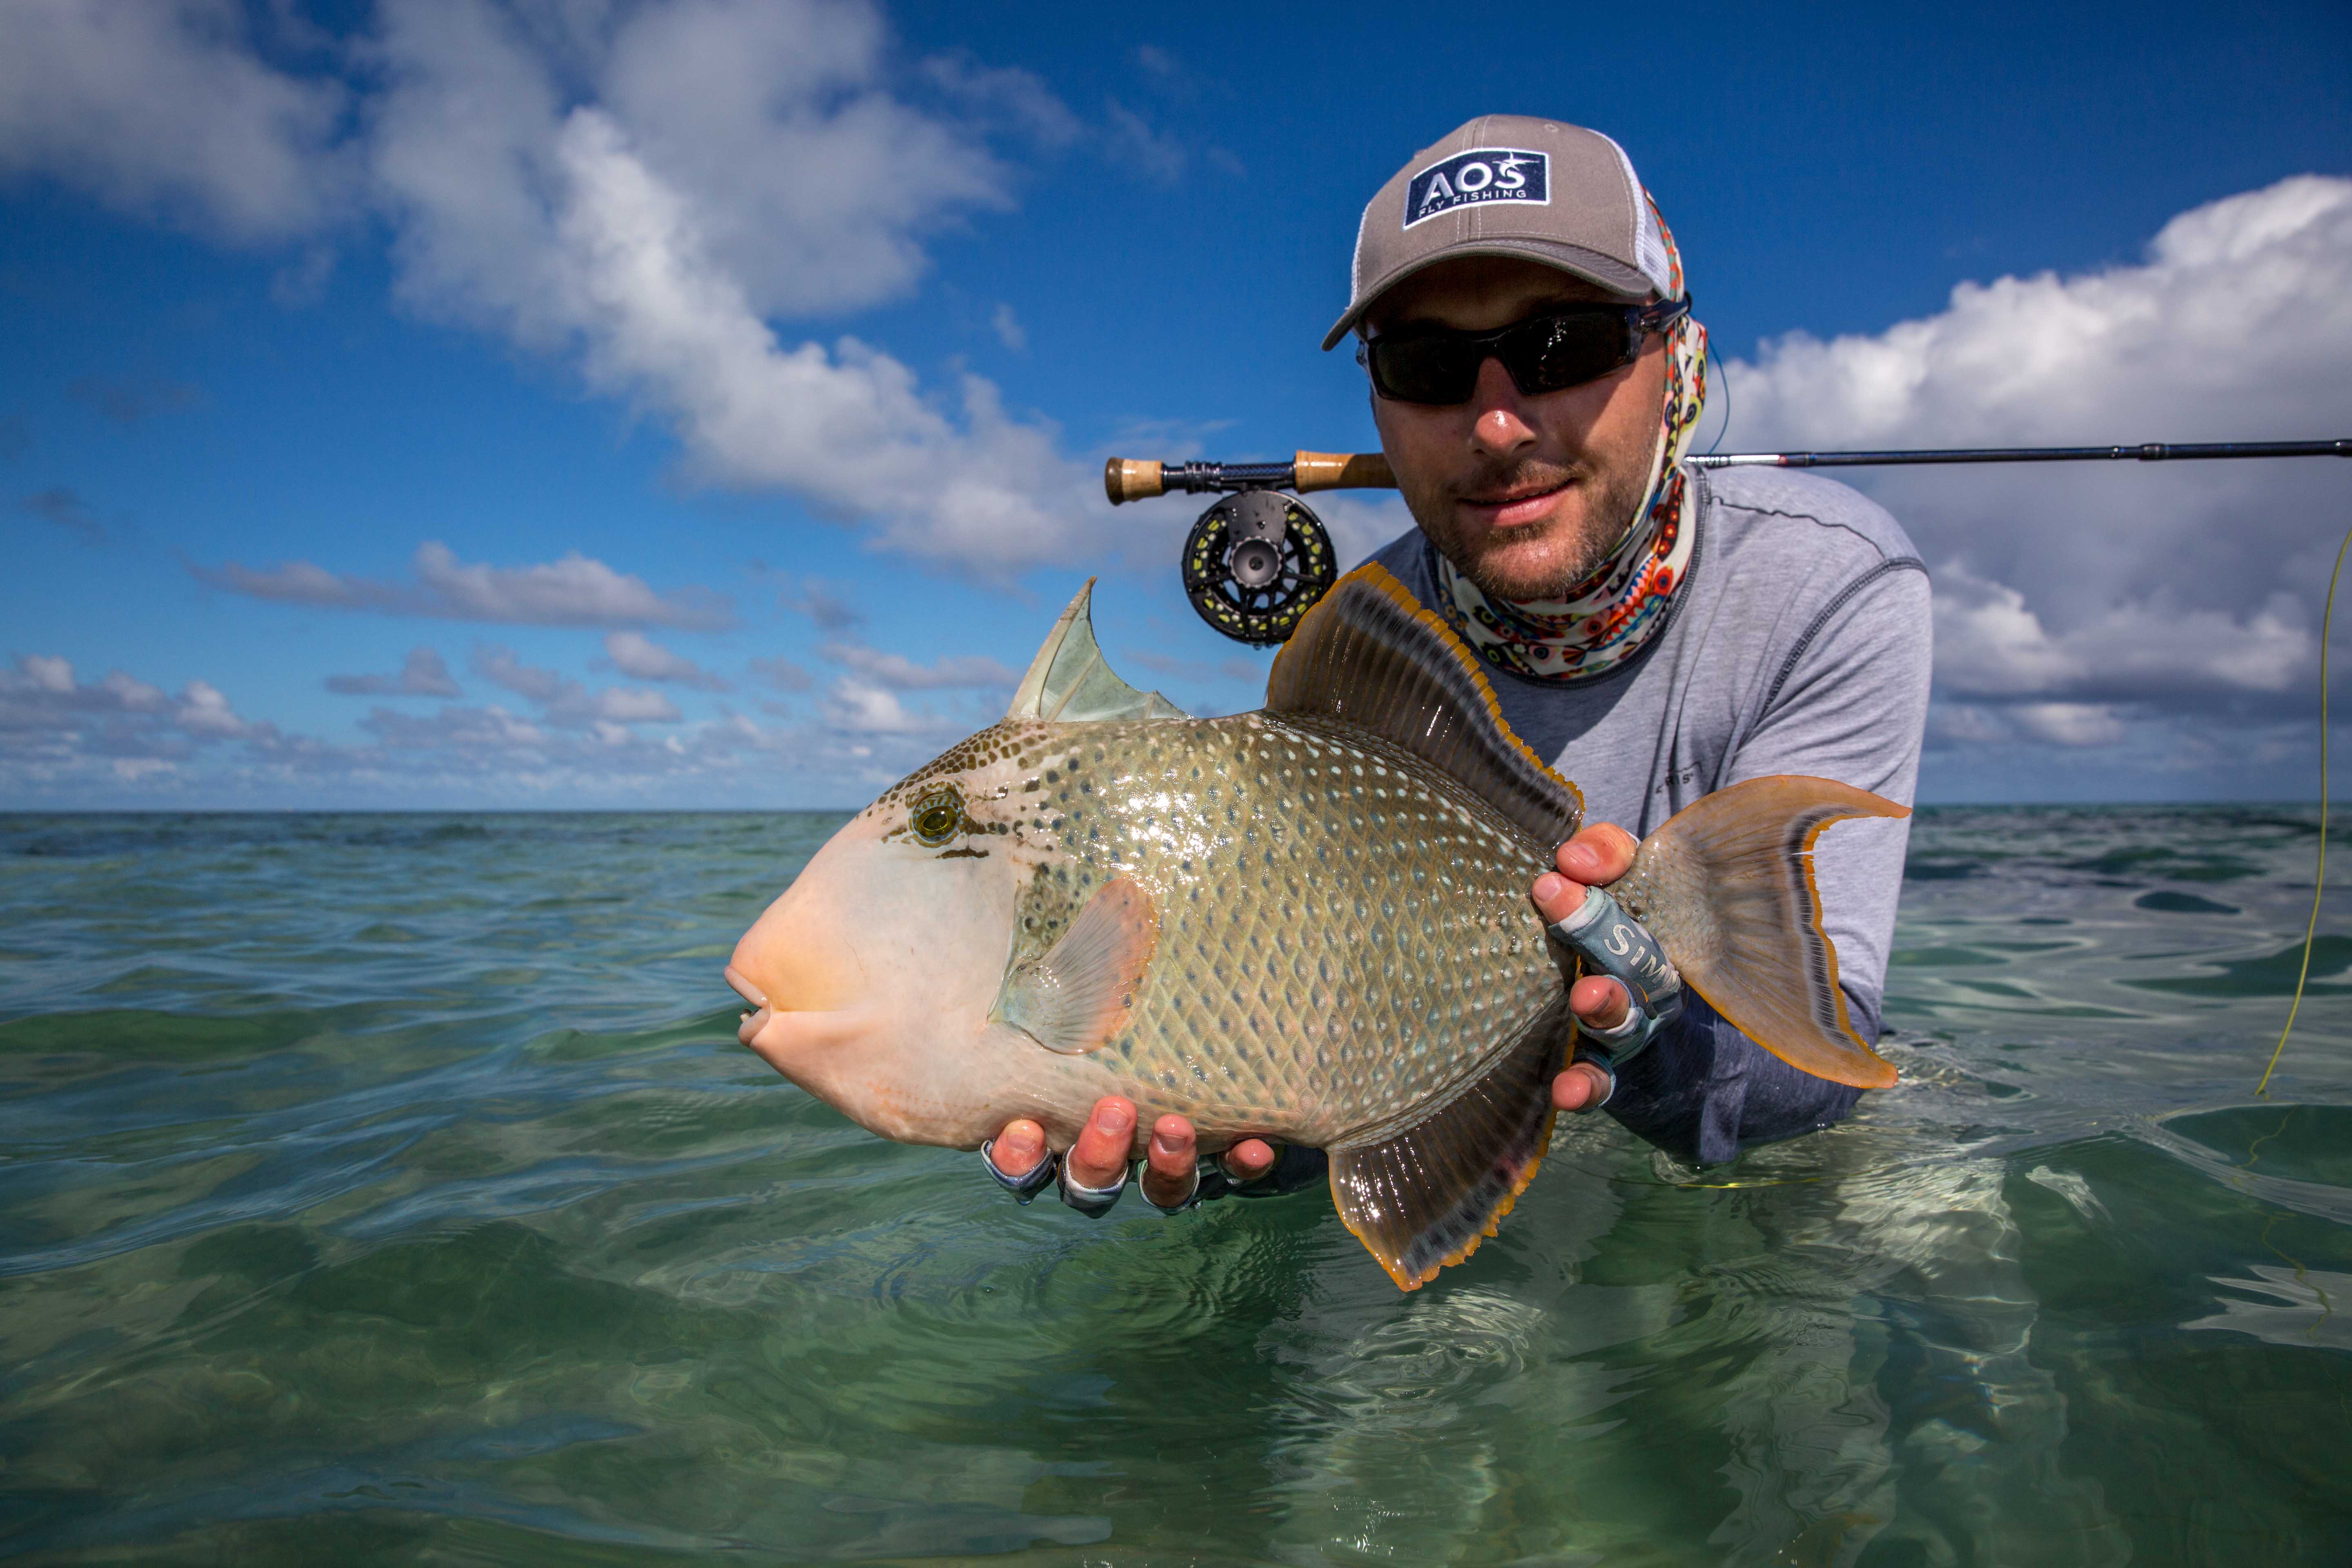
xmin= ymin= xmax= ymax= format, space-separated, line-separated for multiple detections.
xmin=1601 ymin=559 xmax=1931 ymax=1164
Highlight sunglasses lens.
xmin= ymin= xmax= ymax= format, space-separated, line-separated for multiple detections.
xmin=1368 ymin=335 xmax=1481 ymax=404
xmin=1510 ymin=312 xmax=1632 ymax=394
xmin=1367 ymin=310 xmax=1639 ymax=404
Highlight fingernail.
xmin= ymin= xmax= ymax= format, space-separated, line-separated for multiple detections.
xmin=1152 ymin=1132 xmax=1180 ymax=1156
xmin=1564 ymin=844 xmax=1598 ymax=877
xmin=1093 ymin=1104 xmax=1132 ymax=1132
xmin=1533 ymin=873 xmax=1565 ymax=903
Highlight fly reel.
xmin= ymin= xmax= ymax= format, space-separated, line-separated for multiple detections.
xmin=1180 ymin=490 xmax=1335 ymax=646
xmin=1103 ymin=451 xmax=1394 ymax=646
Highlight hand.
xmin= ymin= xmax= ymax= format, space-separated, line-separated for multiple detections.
xmin=985 ymin=1099 xmax=1278 ymax=1208
xmin=1531 ymin=821 xmax=1641 ymax=1113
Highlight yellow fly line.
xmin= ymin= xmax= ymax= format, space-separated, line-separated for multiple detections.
xmin=2257 ymin=519 xmax=2352 ymax=1097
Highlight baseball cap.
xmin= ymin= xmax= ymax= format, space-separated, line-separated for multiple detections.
xmin=1322 ymin=114 xmax=1681 ymax=351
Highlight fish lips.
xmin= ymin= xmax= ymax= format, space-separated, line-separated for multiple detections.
xmin=726 ymin=964 xmax=770 ymax=1046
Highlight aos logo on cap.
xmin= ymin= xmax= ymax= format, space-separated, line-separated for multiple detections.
xmin=1403 ymin=147 xmax=1549 ymax=229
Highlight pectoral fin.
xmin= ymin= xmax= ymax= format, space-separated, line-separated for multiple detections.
xmin=993 ymin=877 xmax=1158 ymax=1055
xmin=1329 ymin=1009 xmax=1566 ymax=1290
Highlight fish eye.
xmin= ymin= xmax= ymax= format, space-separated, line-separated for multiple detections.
xmin=909 ymin=787 xmax=965 ymax=846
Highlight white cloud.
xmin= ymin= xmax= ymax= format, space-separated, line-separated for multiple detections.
xmin=602 ymin=630 xmax=728 ymax=689
xmin=820 ymin=641 xmax=1017 ymax=689
xmin=748 ymin=655 xmax=814 ymax=692
xmin=1103 ymin=100 xmax=1184 ymax=183
xmin=470 ymin=643 xmax=566 ymax=704
xmin=0 ymin=0 xmax=352 ymax=242
xmin=358 ymin=0 xmax=1109 ymax=575
xmin=204 ymin=541 xmax=732 ymax=629
xmin=469 ymin=641 xmax=680 ymax=728
xmin=326 ymin=645 xmax=463 ymax=697
xmin=820 ymin=677 xmax=960 ymax=735
xmin=1308 ymin=492 xmax=1419 ymax=573
xmin=1724 ymin=175 xmax=2352 ymax=741
xmin=2 ymin=0 xmax=1131 ymax=577
xmin=991 ymin=301 xmax=1026 ymax=352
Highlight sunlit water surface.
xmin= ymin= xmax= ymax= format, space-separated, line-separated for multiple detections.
xmin=4 ymin=808 xmax=2350 ymax=1566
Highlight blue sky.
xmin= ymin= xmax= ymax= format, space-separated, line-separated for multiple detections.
xmin=2 ymin=0 xmax=2348 ymax=808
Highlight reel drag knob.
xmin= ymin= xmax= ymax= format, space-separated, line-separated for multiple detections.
xmin=1180 ymin=490 xmax=1339 ymax=646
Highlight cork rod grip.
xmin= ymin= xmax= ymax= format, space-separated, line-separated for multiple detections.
xmin=1103 ymin=458 xmax=1165 ymax=505
xmin=1291 ymin=451 xmax=1395 ymax=493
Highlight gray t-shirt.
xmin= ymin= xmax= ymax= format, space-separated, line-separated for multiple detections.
xmin=1373 ymin=464 xmax=1932 ymax=1163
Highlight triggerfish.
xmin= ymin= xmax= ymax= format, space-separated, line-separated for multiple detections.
xmin=726 ymin=564 xmax=1904 ymax=1289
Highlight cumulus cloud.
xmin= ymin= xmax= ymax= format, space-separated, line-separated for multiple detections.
xmin=0 ymin=0 xmax=353 ymax=242
xmin=777 ymin=576 xmax=864 ymax=632
xmin=1723 ymin=174 xmax=2352 ymax=751
xmin=202 ymin=540 xmax=732 ymax=629
xmin=0 ymin=0 xmax=1142 ymax=577
xmin=748 ymin=655 xmax=814 ymax=692
xmin=326 ymin=645 xmax=462 ymax=697
xmin=0 ymin=652 xmax=272 ymax=776
xmin=470 ymin=641 xmax=680 ymax=728
xmin=820 ymin=641 xmax=1018 ymax=689
xmin=990 ymin=302 xmax=1025 ymax=352
xmin=601 ymin=629 xmax=728 ymax=689
xmin=820 ymin=677 xmax=962 ymax=736
xmin=358 ymin=0 xmax=1107 ymax=574
xmin=0 ymin=648 xmax=960 ymax=805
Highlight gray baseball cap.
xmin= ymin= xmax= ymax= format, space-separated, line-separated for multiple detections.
xmin=1322 ymin=114 xmax=1680 ymax=351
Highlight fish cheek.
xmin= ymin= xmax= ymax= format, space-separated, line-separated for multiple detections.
xmin=1006 ymin=857 xmax=1086 ymax=971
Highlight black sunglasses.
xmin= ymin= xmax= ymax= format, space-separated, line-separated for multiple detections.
xmin=1356 ymin=296 xmax=1691 ymax=406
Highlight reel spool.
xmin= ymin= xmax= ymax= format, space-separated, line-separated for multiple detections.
xmin=1180 ymin=490 xmax=1336 ymax=646
xmin=1105 ymin=452 xmax=1389 ymax=645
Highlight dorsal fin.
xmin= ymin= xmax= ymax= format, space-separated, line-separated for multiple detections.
xmin=1265 ymin=562 xmax=1582 ymax=848
xmin=1007 ymin=579 xmax=1188 ymax=722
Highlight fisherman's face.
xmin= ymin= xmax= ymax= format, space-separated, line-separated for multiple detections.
xmin=1366 ymin=256 xmax=1668 ymax=604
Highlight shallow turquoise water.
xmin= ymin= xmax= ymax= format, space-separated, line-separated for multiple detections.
xmin=4 ymin=807 xmax=2351 ymax=1565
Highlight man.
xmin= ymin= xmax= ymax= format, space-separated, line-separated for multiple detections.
xmin=984 ymin=115 xmax=1929 ymax=1215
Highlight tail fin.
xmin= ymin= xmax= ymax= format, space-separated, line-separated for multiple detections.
xmin=1613 ymin=776 xmax=1908 ymax=1089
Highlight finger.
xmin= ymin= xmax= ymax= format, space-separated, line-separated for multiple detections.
xmin=1531 ymin=870 xmax=1585 ymax=924
xmin=1220 ymin=1137 xmax=1277 ymax=1183
xmin=1140 ymin=1114 xmax=1199 ymax=1208
xmin=1570 ymin=974 xmax=1631 ymax=1030
xmin=1555 ymin=822 xmax=1638 ymax=887
xmin=989 ymin=1118 xmax=1048 ymax=1180
xmin=1552 ymin=1059 xmax=1613 ymax=1112
xmin=1066 ymin=1097 xmax=1136 ymax=1190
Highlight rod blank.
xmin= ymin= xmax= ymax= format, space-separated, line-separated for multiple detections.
xmin=1104 ymin=439 xmax=2349 ymax=503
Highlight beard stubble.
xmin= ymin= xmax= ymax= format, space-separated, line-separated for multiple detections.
xmin=1410 ymin=454 xmax=1655 ymax=604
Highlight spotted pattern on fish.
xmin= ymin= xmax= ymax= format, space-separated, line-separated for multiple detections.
xmin=892 ymin=713 xmax=1566 ymax=1150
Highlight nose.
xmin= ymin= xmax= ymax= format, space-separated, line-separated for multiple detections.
xmin=1468 ymin=356 xmax=1537 ymax=458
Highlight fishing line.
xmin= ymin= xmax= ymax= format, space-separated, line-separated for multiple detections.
xmin=2255 ymin=515 xmax=2352 ymax=1097
xmin=1700 ymin=334 xmax=1731 ymax=457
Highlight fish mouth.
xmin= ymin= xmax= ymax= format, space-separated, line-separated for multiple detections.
xmin=725 ymin=964 xmax=770 ymax=1046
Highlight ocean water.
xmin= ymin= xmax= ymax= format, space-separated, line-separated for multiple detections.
xmin=3 ymin=806 xmax=2350 ymax=1566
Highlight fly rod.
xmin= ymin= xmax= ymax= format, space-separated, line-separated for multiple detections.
xmin=1104 ymin=439 xmax=2352 ymax=507
xmin=1110 ymin=439 xmax=2352 ymax=646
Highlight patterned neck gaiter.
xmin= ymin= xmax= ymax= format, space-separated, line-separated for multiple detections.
xmin=1434 ymin=197 xmax=1708 ymax=684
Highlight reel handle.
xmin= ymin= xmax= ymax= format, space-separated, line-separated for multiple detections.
xmin=1104 ymin=451 xmax=1396 ymax=505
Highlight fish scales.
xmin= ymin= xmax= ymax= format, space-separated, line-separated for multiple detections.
xmin=866 ymin=710 xmax=1562 ymax=1149
xmin=731 ymin=566 xmax=1908 ymax=1289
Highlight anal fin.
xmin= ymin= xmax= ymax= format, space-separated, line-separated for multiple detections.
xmin=993 ymin=876 xmax=1158 ymax=1054
xmin=1330 ymin=1011 xmax=1566 ymax=1291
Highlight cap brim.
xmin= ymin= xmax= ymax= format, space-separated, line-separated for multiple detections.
xmin=1321 ymin=240 xmax=1661 ymax=351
